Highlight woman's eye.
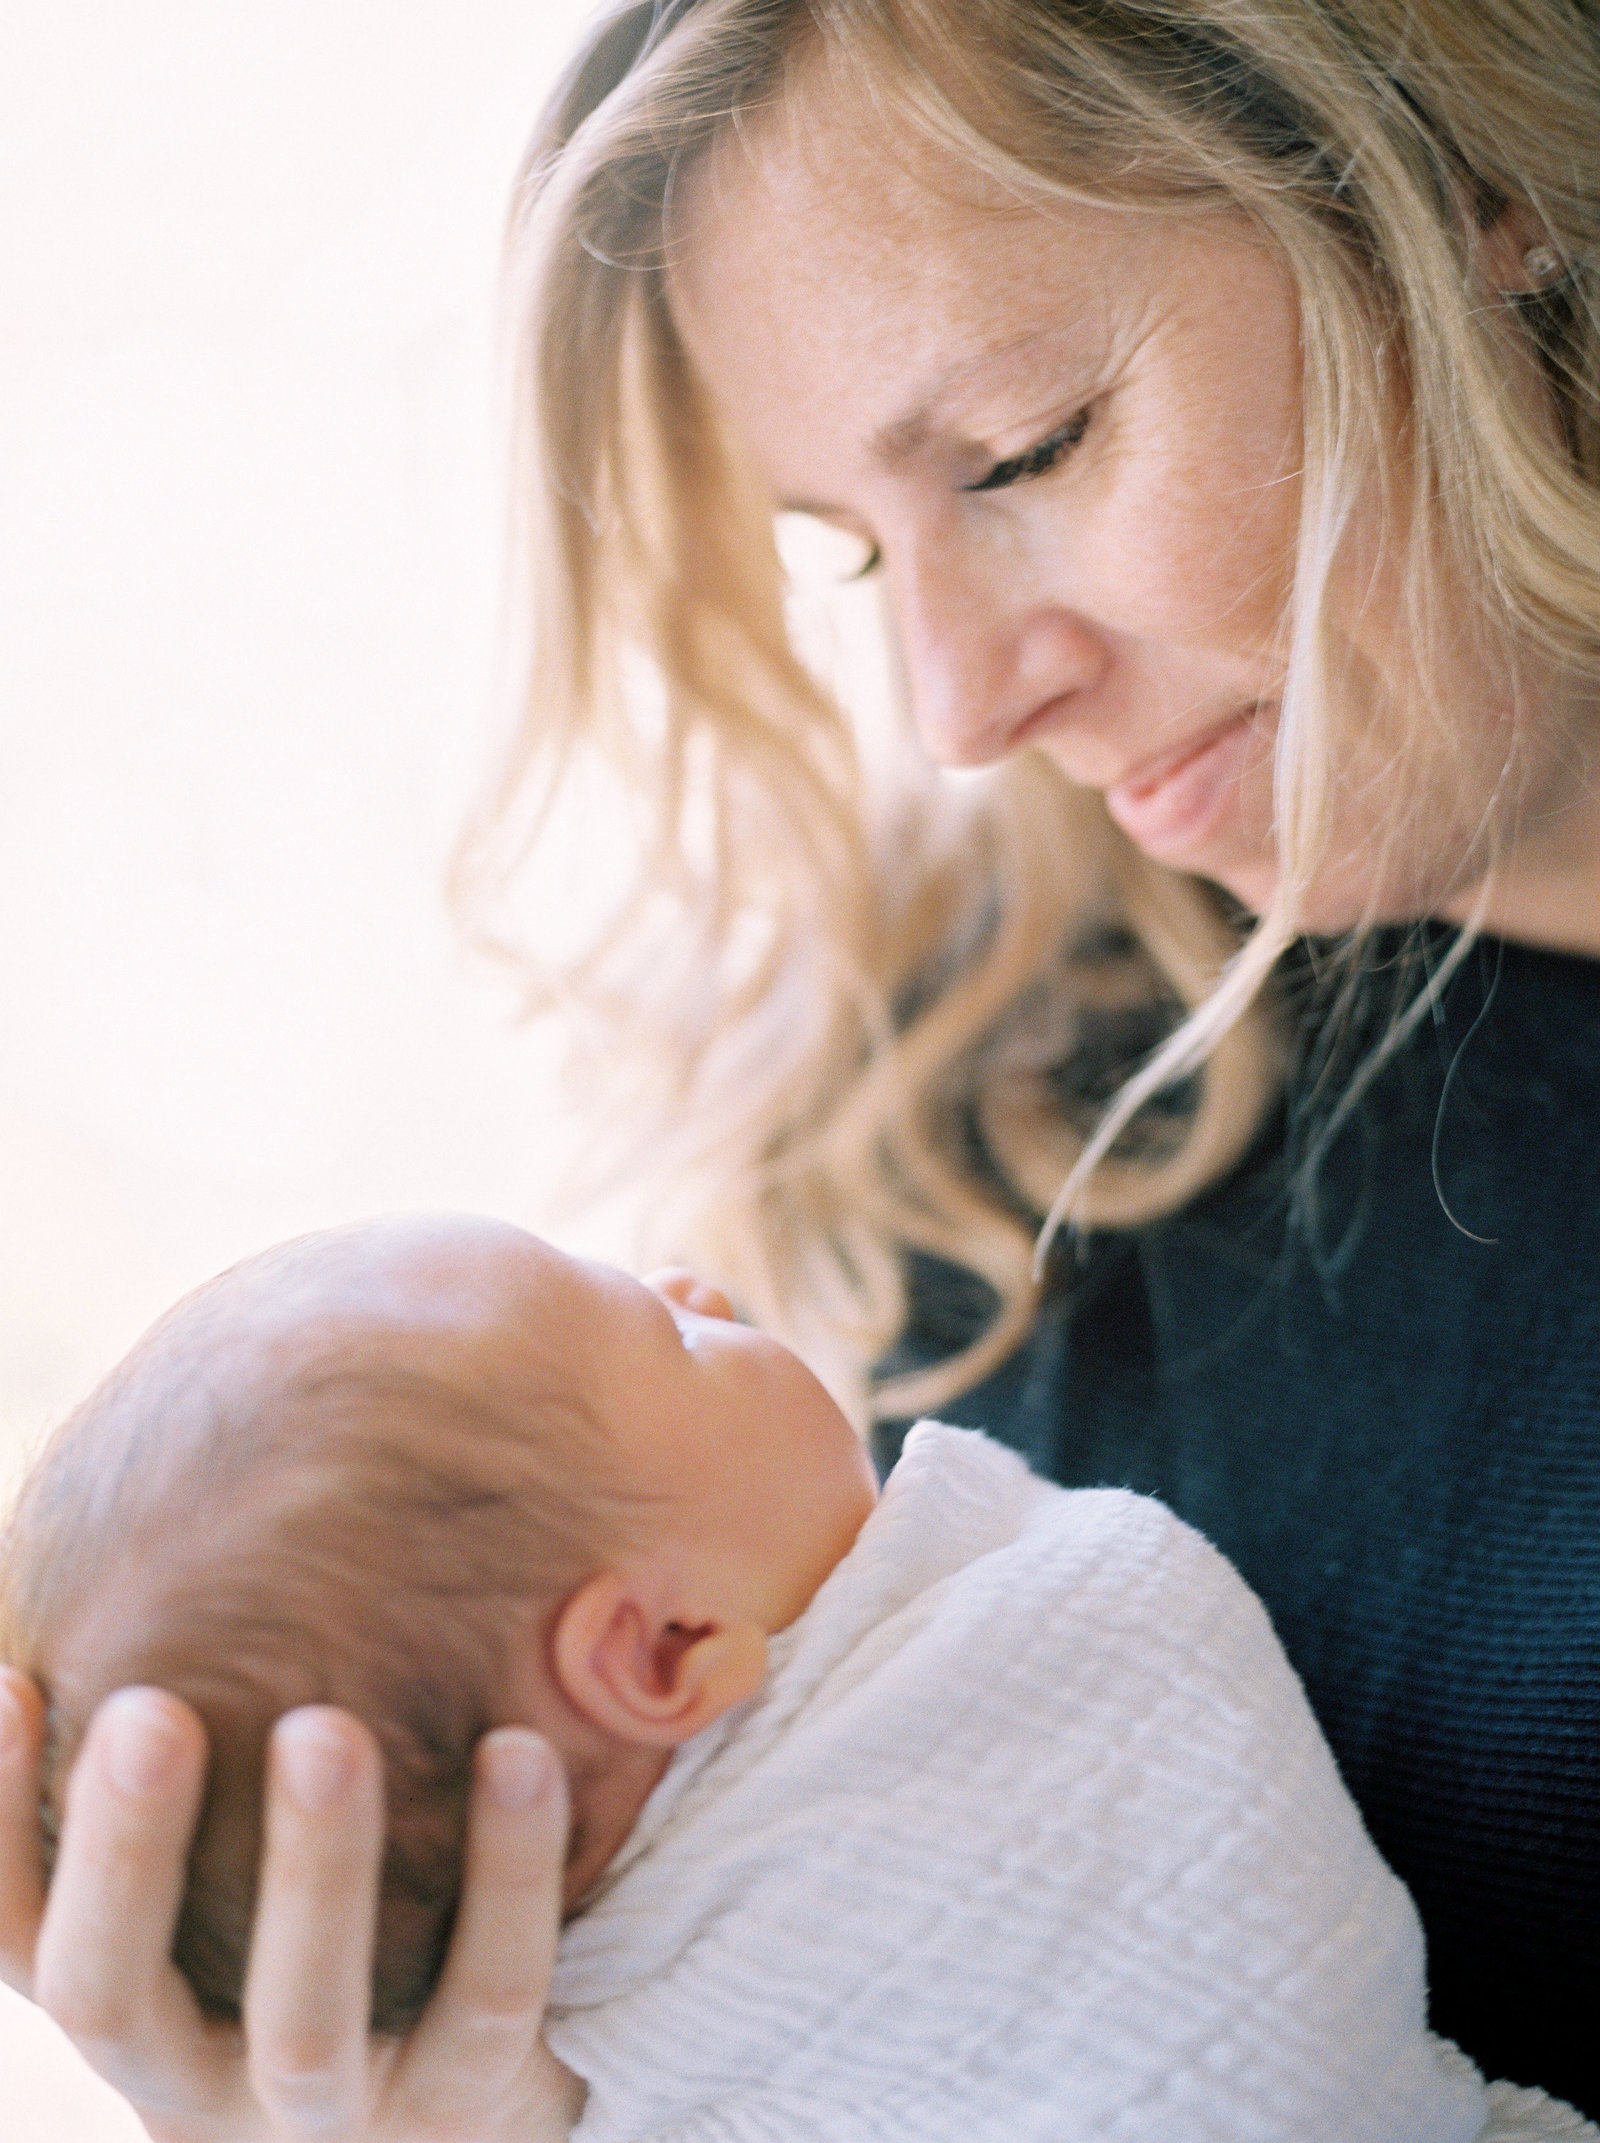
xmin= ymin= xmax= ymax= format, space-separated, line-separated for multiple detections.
xmin=774 ymin=512 xmax=881 ymax=585
xmin=964 ymin=408 xmax=1091 ymax=495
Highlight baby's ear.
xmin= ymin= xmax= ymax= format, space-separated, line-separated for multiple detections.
xmin=551 ymin=1573 xmax=767 ymax=1748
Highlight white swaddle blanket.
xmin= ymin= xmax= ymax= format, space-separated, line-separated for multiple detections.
xmin=545 ymin=1422 xmax=1489 ymax=2142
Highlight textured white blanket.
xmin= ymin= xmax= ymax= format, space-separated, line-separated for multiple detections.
xmin=545 ymin=1423 xmax=1489 ymax=2142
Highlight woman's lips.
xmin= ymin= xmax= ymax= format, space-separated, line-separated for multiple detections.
xmin=1103 ymin=711 xmax=1257 ymax=859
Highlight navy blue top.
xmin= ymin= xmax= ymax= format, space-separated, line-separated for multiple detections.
xmin=874 ymin=935 xmax=1600 ymax=2113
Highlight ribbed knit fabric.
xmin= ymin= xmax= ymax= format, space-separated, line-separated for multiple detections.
xmin=875 ymin=936 xmax=1600 ymax=2116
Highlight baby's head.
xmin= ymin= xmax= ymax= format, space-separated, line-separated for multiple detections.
xmin=0 ymin=1216 xmax=876 ymax=2030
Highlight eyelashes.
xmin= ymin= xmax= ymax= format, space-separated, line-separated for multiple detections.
xmin=963 ymin=407 xmax=1091 ymax=494
xmin=861 ymin=407 xmax=1092 ymax=574
xmin=794 ymin=404 xmax=1091 ymax=583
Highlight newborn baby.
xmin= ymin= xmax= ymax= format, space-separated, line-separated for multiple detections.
xmin=0 ymin=1216 xmax=1491 ymax=2142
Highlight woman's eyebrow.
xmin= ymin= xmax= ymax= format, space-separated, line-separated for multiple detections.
xmin=868 ymin=327 xmax=1068 ymax=470
xmin=772 ymin=423 xmax=936 ymax=512
xmin=775 ymin=328 xmax=1099 ymax=513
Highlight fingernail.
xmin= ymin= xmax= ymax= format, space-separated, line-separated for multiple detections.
xmin=275 ymin=1709 xmax=357 ymax=1813
xmin=480 ymin=1729 xmax=554 ymax=1812
xmin=102 ymin=1688 xmax=185 ymax=1800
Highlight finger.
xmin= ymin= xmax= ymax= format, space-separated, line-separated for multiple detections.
xmin=394 ymin=1730 xmax=572 ymax=2129
xmin=32 ymin=1687 xmax=229 ymax=2112
xmin=243 ymin=1707 xmax=384 ymax=2135
xmin=0 ymin=1668 xmax=47 ymax=1991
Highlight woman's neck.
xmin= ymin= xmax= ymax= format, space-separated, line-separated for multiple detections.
xmin=1441 ymin=734 xmax=1600 ymax=957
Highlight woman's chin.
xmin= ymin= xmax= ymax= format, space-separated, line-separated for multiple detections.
xmin=1204 ymin=860 xmax=1277 ymax=923
xmin=1213 ymin=864 xmax=1456 ymax=941
xmin=1112 ymin=807 xmax=1459 ymax=940
xmin=1124 ymin=829 xmax=1281 ymax=927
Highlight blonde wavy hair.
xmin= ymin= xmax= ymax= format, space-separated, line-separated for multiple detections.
xmin=457 ymin=0 xmax=1600 ymax=1420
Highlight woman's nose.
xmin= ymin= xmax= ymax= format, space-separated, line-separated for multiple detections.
xmin=887 ymin=537 xmax=1107 ymax=770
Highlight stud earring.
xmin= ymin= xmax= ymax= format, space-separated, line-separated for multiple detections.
xmin=1522 ymin=242 xmax=1562 ymax=286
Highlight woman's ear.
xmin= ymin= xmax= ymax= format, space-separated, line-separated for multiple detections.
xmin=1478 ymin=198 xmax=1563 ymax=293
xmin=551 ymin=1571 xmax=768 ymax=1748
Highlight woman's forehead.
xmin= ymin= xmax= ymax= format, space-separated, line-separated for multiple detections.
xmin=670 ymin=53 xmax=1027 ymax=291
xmin=668 ymin=108 xmax=1240 ymax=492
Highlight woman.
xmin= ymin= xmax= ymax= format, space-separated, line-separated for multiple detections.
xmin=2 ymin=0 xmax=1596 ymax=2132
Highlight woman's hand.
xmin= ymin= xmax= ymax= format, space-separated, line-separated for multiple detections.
xmin=0 ymin=1669 xmax=584 ymax=2142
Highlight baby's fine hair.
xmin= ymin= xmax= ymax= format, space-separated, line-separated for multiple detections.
xmin=0 ymin=1243 xmax=630 ymax=2031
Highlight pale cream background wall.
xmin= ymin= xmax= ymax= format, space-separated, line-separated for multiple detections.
xmin=0 ymin=4 xmax=607 ymax=2130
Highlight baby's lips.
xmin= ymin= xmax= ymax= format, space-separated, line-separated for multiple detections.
xmin=646 ymin=1269 xmax=738 ymax=1322
xmin=0 ymin=1670 xmax=37 ymax=1762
